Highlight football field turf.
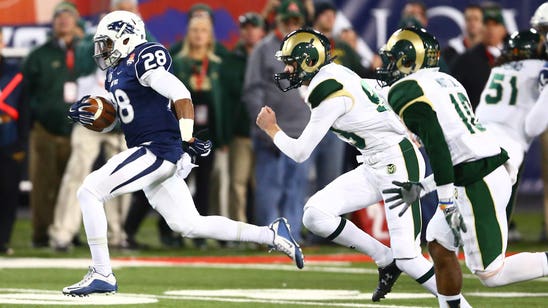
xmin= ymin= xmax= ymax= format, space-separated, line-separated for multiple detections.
xmin=0 ymin=213 xmax=547 ymax=307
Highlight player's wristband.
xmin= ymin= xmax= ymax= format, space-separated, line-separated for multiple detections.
xmin=179 ymin=118 xmax=194 ymax=142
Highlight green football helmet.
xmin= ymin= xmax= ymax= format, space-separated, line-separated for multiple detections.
xmin=376 ymin=27 xmax=440 ymax=87
xmin=274 ymin=28 xmax=332 ymax=92
xmin=502 ymin=28 xmax=545 ymax=61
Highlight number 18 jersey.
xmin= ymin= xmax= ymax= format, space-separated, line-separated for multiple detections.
xmin=105 ymin=42 xmax=182 ymax=163
xmin=388 ymin=68 xmax=501 ymax=165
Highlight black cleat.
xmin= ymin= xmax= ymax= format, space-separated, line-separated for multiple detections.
xmin=372 ymin=260 xmax=402 ymax=302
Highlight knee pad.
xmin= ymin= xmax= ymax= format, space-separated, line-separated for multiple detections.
xmin=302 ymin=204 xmax=338 ymax=238
xmin=164 ymin=214 xmax=201 ymax=238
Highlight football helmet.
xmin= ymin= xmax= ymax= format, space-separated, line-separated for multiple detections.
xmin=502 ymin=28 xmax=545 ymax=61
xmin=274 ymin=28 xmax=332 ymax=92
xmin=531 ymin=2 xmax=548 ymax=53
xmin=93 ymin=10 xmax=147 ymax=70
xmin=376 ymin=27 xmax=440 ymax=87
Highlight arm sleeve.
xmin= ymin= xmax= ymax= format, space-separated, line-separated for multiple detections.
xmin=525 ymin=69 xmax=548 ymax=138
xmin=145 ymin=67 xmax=191 ymax=101
xmin=273 ymin=96 xmax=348 ymax=163
xmin=401 ymin=102 xmax=455 ymax=199
xmin=242 ymin=44 xmax=266 ymax=121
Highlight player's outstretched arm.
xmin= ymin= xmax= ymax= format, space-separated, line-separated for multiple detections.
xmin=256 ymin=97 xmax=345 ymax=163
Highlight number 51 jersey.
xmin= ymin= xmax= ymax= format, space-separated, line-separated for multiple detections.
xmin=105 ymin=42 xmax=182 ymax=163
xmin=475 ymin=59 xmax=545 ymax=149
xmin=387 ymin=67 xmax=501 ymax=166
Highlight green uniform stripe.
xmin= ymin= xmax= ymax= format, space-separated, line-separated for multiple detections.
xmin=388 ymin=80 xmax=424 ymax=114
xmin=399 ymin=138 xmax=421 ymax=238
xmin=325 ymin=217 xmax=347 ymax=241
xmin=415 ymin=266 xmax=435 ymax=284
xmin=308 ymin=79 xmax=343 ymax=108
xmin=465 ymin=180 xmax=502 ymax=268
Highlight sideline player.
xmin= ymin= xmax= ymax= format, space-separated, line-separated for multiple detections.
xmin=379 ymin=27 xmax=548 ymax=308
xmin=256 ymin=28 xmax=438 ymax=302
xmin=63 ymin=10 xmax=303 ymax=296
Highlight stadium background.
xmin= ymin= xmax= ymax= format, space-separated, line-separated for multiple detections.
xmin=1 ymin=0 xmax=545 ymax=195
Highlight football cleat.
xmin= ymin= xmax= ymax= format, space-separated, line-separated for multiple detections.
xmin=269 ymin=217 xmax=305 ymax=269
xmin=63 ymin=266 xmax=118 ymax=296
xmin=372 ymin=260 xmax=402 ymax=302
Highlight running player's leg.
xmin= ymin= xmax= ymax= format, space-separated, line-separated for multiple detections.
xmin=302 ymin=165 xmax=393 ymax=267
xmin=78 ymin=147 xmax=175 ymax=276
xmin=459 ymin=166 xmax=548 ymax=287
xmin=379 ymin=139 xmax=437 ymax=295
xmin=147 ymin=173 xmax=303 ymax=268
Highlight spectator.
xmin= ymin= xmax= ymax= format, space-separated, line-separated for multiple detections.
xmin=401 ymin=0 xmax=428 ymax=28
xmin=22 ymin=1 xmax=81 ymax=248
xmin=452 ymin=2 xmax=507 ymax=110
xmin=261 ymin=0 xmax=315 ymax=30
xmin=442 ymin=4 xmax=484 ymax=68
xmin=243 ymin=0 xmax=311 ymax=243
xmin=172 ymin=15 xmax=225 ymax=248
xmin=0 ymin=27 xmax=28 ymax=255
xmin=220 ymin=13 xmax=266 ymax=225
xmin=169 ymin=3 xmax=228 ymax=60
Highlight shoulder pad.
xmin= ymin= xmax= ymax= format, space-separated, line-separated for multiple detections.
xmin=308 ymin=78 xmax=343 ymax=108
xmin=135 ymin=43 xmax=172 ymax=80
xmin=388 ymin=79 xmax=425 ymax=114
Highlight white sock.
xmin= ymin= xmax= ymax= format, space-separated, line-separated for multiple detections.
xmin=78 ymin=188 xmax=111 ymax=276
xmin=438 ymin=293 xmax=461 ymax=308
xmin=191 ymin=216 xmax=274 ymax=245
xmin=330 ymin=218 xmax=392 ymax=267
xmin=481 ymin=252 xmax=548 ymax=287
xmin=396 ymin=258 xmax=437 ymax=295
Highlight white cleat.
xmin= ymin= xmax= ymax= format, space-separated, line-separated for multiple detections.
xmin=63 ymin=266 xmax=118 ymax=296
xmin=269 ymin=217 xmax=305 ymax=269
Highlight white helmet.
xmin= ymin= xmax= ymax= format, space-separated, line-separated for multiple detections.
xmin=93 ymin=10 xmax=147 ymax=70
xmin=531 ymin=2 xmax=548 ymax=35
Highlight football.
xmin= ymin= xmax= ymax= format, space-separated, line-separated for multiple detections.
xmin=82 ymin=96 xmax=117 ymax=132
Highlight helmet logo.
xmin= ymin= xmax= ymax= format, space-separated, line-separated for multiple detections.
xmin=107 ymin=21 xmax=135 ymax=35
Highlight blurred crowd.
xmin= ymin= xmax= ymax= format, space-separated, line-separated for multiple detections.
xmin=1 ymin=0 xmax=547 ymax=255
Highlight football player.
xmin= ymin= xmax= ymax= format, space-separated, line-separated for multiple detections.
xmin=475 ymin=28 xmax=547 ymax=221
xmin=526 ymin=2 xmax=548 ymax=140
xmin=63 ymin=11 xmax=304 ymax=296
xmin=256 ymin=28 xmax=438 ymax=302
xmin=379 ymin=27 xmax=548 ymax=308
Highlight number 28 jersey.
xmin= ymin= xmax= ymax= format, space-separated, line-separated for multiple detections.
xmin=105 ymin=42 xmax=182 ymax=163
xmin=388 ymin=68 xmax=500 ymax=165
xmin=475 ymin=59 xmax=545 ymax=148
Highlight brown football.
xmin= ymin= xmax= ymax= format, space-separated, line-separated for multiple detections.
xmin=82 ymin=96 xmax=117 ymax=132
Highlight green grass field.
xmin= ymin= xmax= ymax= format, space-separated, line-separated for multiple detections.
xmin=0 ymin=211 xmax=547 ymax=307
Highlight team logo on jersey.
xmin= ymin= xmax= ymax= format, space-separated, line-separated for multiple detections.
xmin=127 ymin=53 xmax=135 ymax=65
xmin=107 ymin=21 xmax=135 ymax=35
xmin=387 ymin=164 xmax=396 ymax=174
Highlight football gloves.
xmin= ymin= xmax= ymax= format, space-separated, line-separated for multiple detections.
xmin=68 ymin=95 xmax=94 ymax=126
xmin=440 ymin=200 xmax=467 ymax=247
xmin=183 ymin=137 xmax=212 ymax=158
xmin=383 ymin=181 xmax=424 ymax=217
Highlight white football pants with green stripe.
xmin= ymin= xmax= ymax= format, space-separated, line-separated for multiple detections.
xmin=427 ymin=166 xmax=548 ymax=286
xmin=303 ymin=138 xmax=438 ymax=294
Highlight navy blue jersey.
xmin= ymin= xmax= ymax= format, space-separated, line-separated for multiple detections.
xmin=105 ymin=42 xmax=182 ymax=163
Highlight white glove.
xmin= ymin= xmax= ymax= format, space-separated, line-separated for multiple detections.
xmin=176 ymin=153 xmax=198 ymax=179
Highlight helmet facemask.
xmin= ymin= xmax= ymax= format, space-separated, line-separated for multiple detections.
xmin=93 ymin=36 xmax=122 ymax=70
